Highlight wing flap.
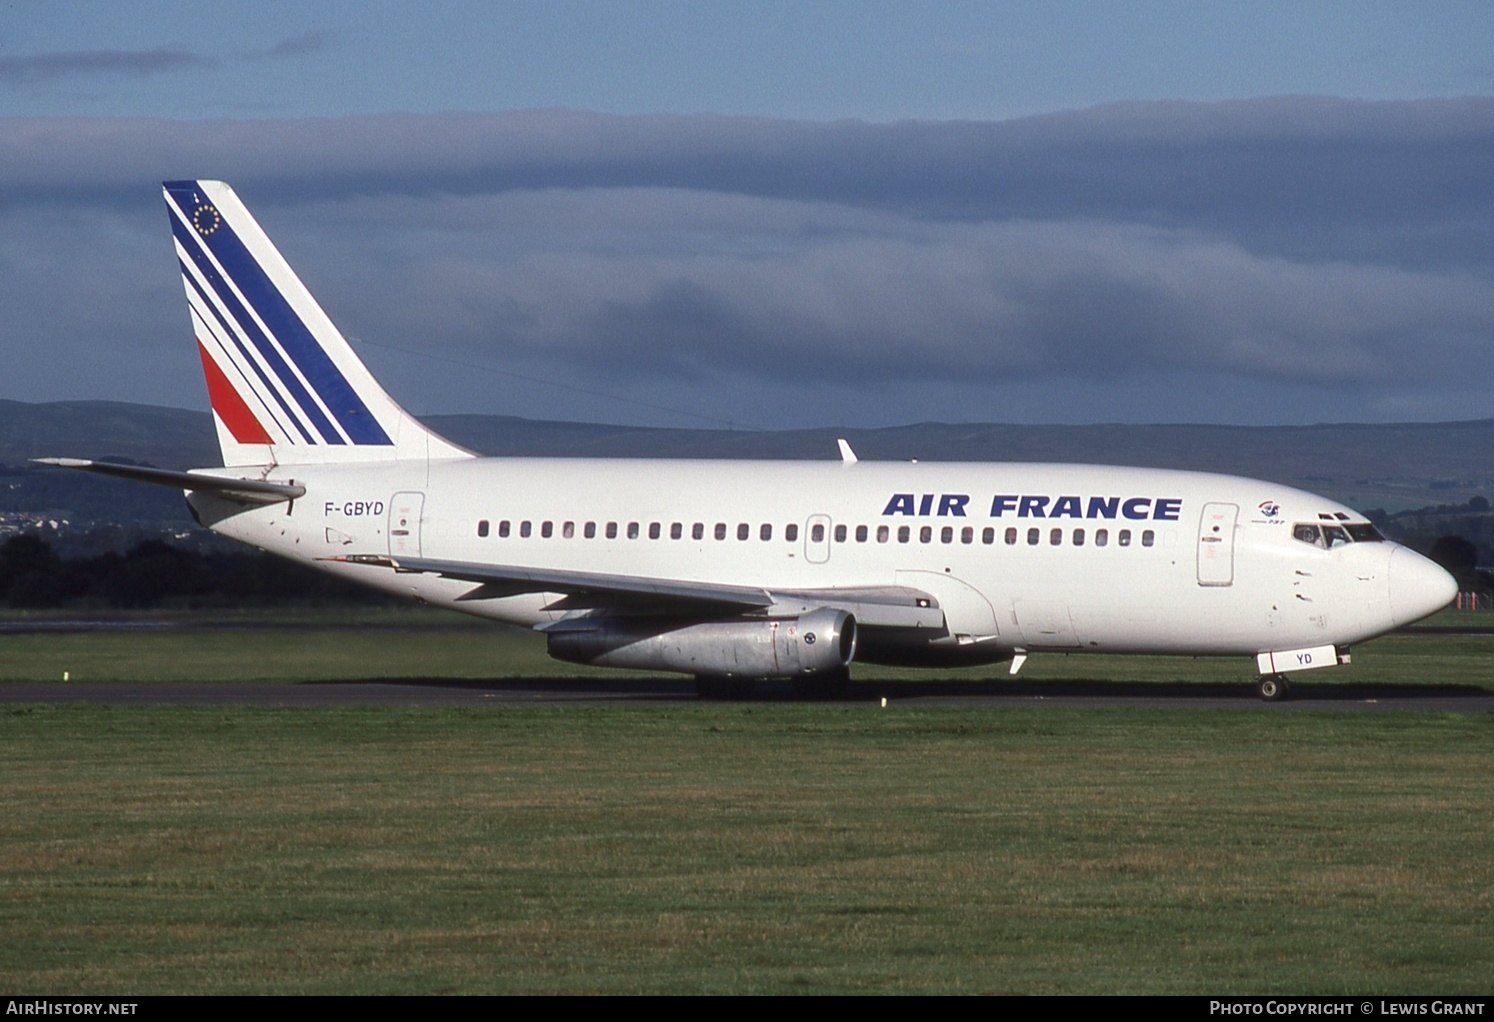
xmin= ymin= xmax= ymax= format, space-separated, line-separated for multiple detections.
xmin=767 ymin=586 xmax=945 ymax=629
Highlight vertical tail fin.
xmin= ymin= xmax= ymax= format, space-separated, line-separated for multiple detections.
xmin=163 ymin=180 xmax=471 ymax=467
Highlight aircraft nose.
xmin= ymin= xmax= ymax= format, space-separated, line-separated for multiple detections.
xmin=1388 ymin=546 xmax=1458 ymax=626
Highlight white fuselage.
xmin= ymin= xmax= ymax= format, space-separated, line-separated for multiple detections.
xmin=191 ymin=456 xmax=1456 ymax=667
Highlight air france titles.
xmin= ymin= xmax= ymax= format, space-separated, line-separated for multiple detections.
xmin=881 ymin=493 xmax=1183 ymax=521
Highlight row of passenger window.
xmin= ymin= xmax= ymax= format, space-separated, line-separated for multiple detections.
xmin=476 ymin=518 xmax=1156 ymax=548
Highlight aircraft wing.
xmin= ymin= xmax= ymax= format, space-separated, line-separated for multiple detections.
xmin=34 ymin=458 xmax=305 ymax=505
xmin=390 ymin=555 xmax=775 ymax=608
xmin=385 ymin=556 xmax=944 ymax=630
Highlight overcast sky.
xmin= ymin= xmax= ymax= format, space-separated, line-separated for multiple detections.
xmin=3 ymin=1 xmax=1493 ymax=428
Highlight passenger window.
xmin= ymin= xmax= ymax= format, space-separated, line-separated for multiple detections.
xmin=761 ymin=523 xmax=773 ymax=541
xmin=877 ymin=525 xmax=890 ymax=543
xmin=692 ymin=523 xmax=704 ymax=540
xmin=649 ymin=522 xmax=661 ymax=540
xmin=920 ymin=526 xmax=932 ymax=544
xmin=982 ymin=527 xmax=994 ymax=545
xmin=961 ymin=526 xmax=973 ymax=544
xmin=737 ymin=523 xmax=749 ymax=541
xmin=1142 ymin=529 xmax=1155 ymax=547
xmin=1005 ymin=528 xmax=1018 ymax=545
xmin=898 ymin=526 xmax=910 ymax=543
xmin=1049 ymin=528 xmax=1062 ymax=546
xmin=1073 ymin=528 xmax=1084 ymax=546
xmin=940 ymin=526 xmax=953 ymax=544
xmin=584 ymin=521 xmax=596 ymax=539
xmin=671 ymin=522 xmax=682 ymax=540
xmin=606 ymin=522 xmax=617 ymax=539
xmin=786 ymin=524 xmax=799 ymax=542
xmin=562 ymin=521 xmax=574 ymax=539
xmin=812 ymin=523 xmax=826 ymax=542
xmin=541 ymin=521 xmax=553 ymax=539
xmin=1095 ymin=529 xmax=1107 ymax=547
xmin=856 ymin=525 xmax=868 ymax=543
xmin=715 ymin=523 xmax=727 ymax=541
xmin=1118 ymin=529 xmax=1131 ymax=547
xmin=520 ymin=520 xmax=532 ymax=538
xmin=834 ymin=524 xmax=847 ymax=543
xmin=1027 ymin=528 xmax=1039 ymax=546
xmin=477 ymin=520 xmax=489 ymax=538
xmin=627 ymin=522 xmax=640 ymax=539
xmin=498 ymin=520 xmax=511 ymax=538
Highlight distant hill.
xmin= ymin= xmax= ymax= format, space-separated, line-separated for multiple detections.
xmin=0 ymin=400 xmax=219 ymax=472
xmin=3 ymin=398 xmax=1490 ymax=514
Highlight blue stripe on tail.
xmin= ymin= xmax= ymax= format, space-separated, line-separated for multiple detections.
xmin=164 ymin=184 xmax=393 ymax=446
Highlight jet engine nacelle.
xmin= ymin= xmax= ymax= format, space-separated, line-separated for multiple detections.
xmin=548 ymin=608 xmax=857 ymax=678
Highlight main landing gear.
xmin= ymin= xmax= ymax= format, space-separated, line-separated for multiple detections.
xmin=694 ymin=675 xmax=755 ymax=700
xmin=694 ymin=667 xmax=852 ymax=701
xmin=790 ymin=666 xmax=851 ymax=701
xmin=1257 ymin=674 xmax=1292 ymax=702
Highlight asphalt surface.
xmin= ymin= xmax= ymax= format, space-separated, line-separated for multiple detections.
xmin=3 ymin=677 xmax=1491 ymax=711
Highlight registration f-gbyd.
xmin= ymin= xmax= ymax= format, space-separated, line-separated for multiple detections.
xmin=41 ymin=181 xmax=1458 ymax=699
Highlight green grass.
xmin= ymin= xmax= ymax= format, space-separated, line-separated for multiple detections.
xmin=1 ymin=704 xmax=1490 ymax=994
xmin=0 ymin=612 xmax=1490 ymax=992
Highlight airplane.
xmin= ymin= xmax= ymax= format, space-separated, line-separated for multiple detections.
xmin=39 ymin=180 xmax=1458 ymax=701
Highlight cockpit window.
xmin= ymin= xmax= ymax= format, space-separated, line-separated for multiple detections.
xmin=1323 ymin=525 xmax=1351 ymax=548
xmin=1295 ymin=521 xmax=1383 ymax=547
xmin=1293 ymin=524 xmax=1323 ymax=546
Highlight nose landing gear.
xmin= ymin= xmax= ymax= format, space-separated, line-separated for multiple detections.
xmin=1257 ymin=674 xmax=1291 ymax=702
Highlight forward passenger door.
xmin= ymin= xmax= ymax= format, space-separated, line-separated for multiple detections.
xmin=1196 ymin=502 xmax=1238 ymax=586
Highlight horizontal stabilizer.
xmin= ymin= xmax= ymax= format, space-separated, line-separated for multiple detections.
xmin=34 ymin=458 xmax=305 ymax=505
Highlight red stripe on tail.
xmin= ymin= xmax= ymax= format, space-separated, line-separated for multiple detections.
xmin=197 ymin=341 xmax=273 ymax=445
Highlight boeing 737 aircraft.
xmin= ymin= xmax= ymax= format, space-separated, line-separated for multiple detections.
xmin=41 ymin=180 xmax=1457 ymax=700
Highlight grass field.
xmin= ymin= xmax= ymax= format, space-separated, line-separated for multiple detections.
xmin=0 ymin=611 xmax=1490 ymax=994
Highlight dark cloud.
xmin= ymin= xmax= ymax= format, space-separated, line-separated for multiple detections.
xmin=239 ymin=31 xmax=333 ymax=63
xmin=3 ymin=97 xmax=1490 ymax=265
xmin=374 ymin=212 xmax=1492 ymax=387
xmin=0 ymin=48 xmax=212 ymax=86
xmin=0 ymin=99 xmax=1491 ymax=426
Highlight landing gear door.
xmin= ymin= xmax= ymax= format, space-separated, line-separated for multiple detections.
xmin=1197 ymin=501 xmax=1238 ymax=586
xmin=389 ymin=491 xmax=425 ymax=558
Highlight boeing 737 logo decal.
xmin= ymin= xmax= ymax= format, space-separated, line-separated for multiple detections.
xmin=882 ymin=493 xmax=1184 ymax=520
